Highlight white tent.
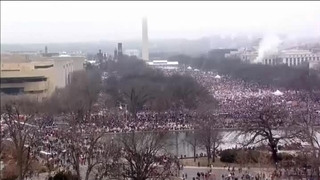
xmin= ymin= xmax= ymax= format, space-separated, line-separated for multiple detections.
xmin=214 ymin=75 xmax=221 ymax=79
xmin=187 ymin=66 xmax=192 ymax=70
xmin=272 ymin=90 xmax=283 ymax=96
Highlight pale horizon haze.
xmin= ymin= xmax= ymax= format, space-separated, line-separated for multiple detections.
xmin=1 ymin=1 xmax=320 ymax=44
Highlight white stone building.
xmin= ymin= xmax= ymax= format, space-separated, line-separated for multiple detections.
xmin=263 ymin=49 xmax=320 ymax=66
xmin=146 ymin=60 xmax=179 ymax=70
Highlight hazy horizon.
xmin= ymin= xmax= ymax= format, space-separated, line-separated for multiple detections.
xmin=1 ymin=1 xmax=320 ymax=44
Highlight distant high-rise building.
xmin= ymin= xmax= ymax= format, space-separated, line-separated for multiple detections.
xmin=97 ymin=49 xmax=103 ymax=63
xmin=118 ymin=43 xmax=123 ymax=56
xmin=142 ymin=17 xmax=149 ymax=61
xmin=45 ymin=46 xmax=48 ymax=54
xmin=103 ymin=53 xmax=107 ymax=60
xmin=114 ymin=48 xmax=118 ymax=61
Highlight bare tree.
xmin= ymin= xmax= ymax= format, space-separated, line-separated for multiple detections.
xmin=294 ymin=104 xmax=320 ymax=179
xmin=93 ymin=140 xmax=122 ymax=180
xmin=119 ymin=78 xmax=156 ymax=118
xmin=51 ymin=111 xmax=106 ymax=180
xmin=117 ymin=132 xmax=177 ymax=180
xmin=45 ymin=69 xmax=102 ymax=180
xmin=195 ymin=114 xmax=223 ymax=164
xmin=0 ymin=95 xmax=43 ymax=180
xmin=187 ymin=97 xmax=221 ymax=165
xmin=68 ymin=70 xmax=102 ymax=121
xmin=168 ymin=74 xmax=214 ymax=110
xmin=183 ymin=131 xmax=199 ymax=162
xmin=83 ymin=133 xmax=104 ymax=180
xmin=237 ymin=99 xmax=298 ymax=165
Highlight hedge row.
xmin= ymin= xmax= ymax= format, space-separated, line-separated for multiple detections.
xmin=219 ymin=149 xmax=295 ymax=164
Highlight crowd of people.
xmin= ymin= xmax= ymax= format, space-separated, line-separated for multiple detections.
xmin=1 ymin=67 xmax=320 ymax=179
xmin=164 ymin=69 xmax=320 ymax=128
xmin=69 ymin=68 xmax=319 ymax=133
xmin=2 ymin=68 xmax=318 ymax=134
xmin=182 ymin=166 xmax=269 ymax=180
xmin=33 ymin=68 xmax=317 ymax=134
xmin=183 ymin=166 xmax=315 ymax=180
xmin=39 ymin=67 xmax=320 ymax=133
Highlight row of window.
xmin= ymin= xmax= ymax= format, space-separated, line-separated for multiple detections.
xmin=285 ymin=57 xmax=319 ymax=61
xmin=285 ymin=54 xmax=318 ymax=58
xmin=34 ymin=64 xmax=54 ymax=69
xmin=1 ymin=69 xmax=20 ymax=72
xmin=0 ymin=77 xmax=47 ymax=84
xmin=286 ymin=59 xmax=306 ymax=66
xmin=0 ymin=88 xmax=47 ymax=96
xmin=0 ymin=87 xmax=24 ymax=95
xmin=26 ymin=89 xmax=47 ymax=94
xmin=265 ymin=57 xmax=319 ymax=62
xmin=63 ymin=63 xmax=73 ymax=69
xmin=265 ymin=56 xmax=320 ymax=65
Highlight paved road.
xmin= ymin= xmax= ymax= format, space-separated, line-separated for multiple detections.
xmin=180 ymin=166 xmax=272 ymax=180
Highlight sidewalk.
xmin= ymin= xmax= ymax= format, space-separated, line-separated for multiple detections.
xmin=184 ymin=166 xmax=221 ymax=169
xmin=183 ymin=166 xmax=273 ymax=170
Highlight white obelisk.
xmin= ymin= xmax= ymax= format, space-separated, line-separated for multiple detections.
xmin=142 ymin=17 xmax=149 ymax=61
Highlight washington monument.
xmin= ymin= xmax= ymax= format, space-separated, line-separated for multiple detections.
xmin=142 ymin=17 xmax=149 ymax=61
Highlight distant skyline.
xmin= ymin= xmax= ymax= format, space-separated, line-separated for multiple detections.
xmin=1 ymin=1 xmax=320 ymax=44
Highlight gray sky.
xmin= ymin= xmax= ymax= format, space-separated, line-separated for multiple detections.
xmin=1 ymin=1 xmax=320 ymax=44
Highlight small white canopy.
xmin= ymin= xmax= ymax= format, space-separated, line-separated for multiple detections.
xmin=272 ymin=90 xmax=283 ymax=96
xmin=40 ymin=151 xmax=51 ymax=155
xmin=214 ymin=75 xmax=221 ymax=79
xmin=187 ymin=66 xmax=192 ymax=70
xmin=194 ymin=69 xmax=200 ymax=71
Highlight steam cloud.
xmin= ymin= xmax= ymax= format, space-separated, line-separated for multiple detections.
xmin=254 ymin=34 xmax=282 ymax=63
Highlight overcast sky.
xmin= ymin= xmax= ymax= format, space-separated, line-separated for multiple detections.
xmin=1 ymin=1 xmax=320 ymax=44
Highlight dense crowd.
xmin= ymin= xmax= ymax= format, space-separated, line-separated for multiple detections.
xmin=1 ymin=67 xmax=320 ymax=179
xmin=72 ymin=68 xmax=319 ymax=132
xmin=164 ymin=69 xmax=320 ymax=128
xmin=36 ymin=68 xmax=317 ymax=133
xmin=2 ymin=68 xmax=319 ymax=134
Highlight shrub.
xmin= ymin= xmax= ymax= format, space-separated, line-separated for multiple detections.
xmin=235 ymin=150 xmax=265 ymax=164
xmin=1 ymin=175 xmax=18 ymax=180
xmin=220 ymin=149 xmax=237 ymax=163
xmin=246 ymin=150 xmax=261 ymax=163
xmin=278 ymin=153 xmax=295 ymax=162
xmin=53 ymin=171 xmax=79 ymax=180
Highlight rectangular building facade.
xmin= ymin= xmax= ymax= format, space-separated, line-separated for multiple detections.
xmin=263 ymin=50 xmax=320 ymax=67
xmin=0 ymin=54 xmax=85 ymax=100
xmin=0 ymin=60 xmax=55 ymax=100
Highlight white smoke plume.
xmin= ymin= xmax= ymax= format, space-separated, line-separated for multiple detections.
xmin=254 ymin=34 xmax=282 ymax=63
